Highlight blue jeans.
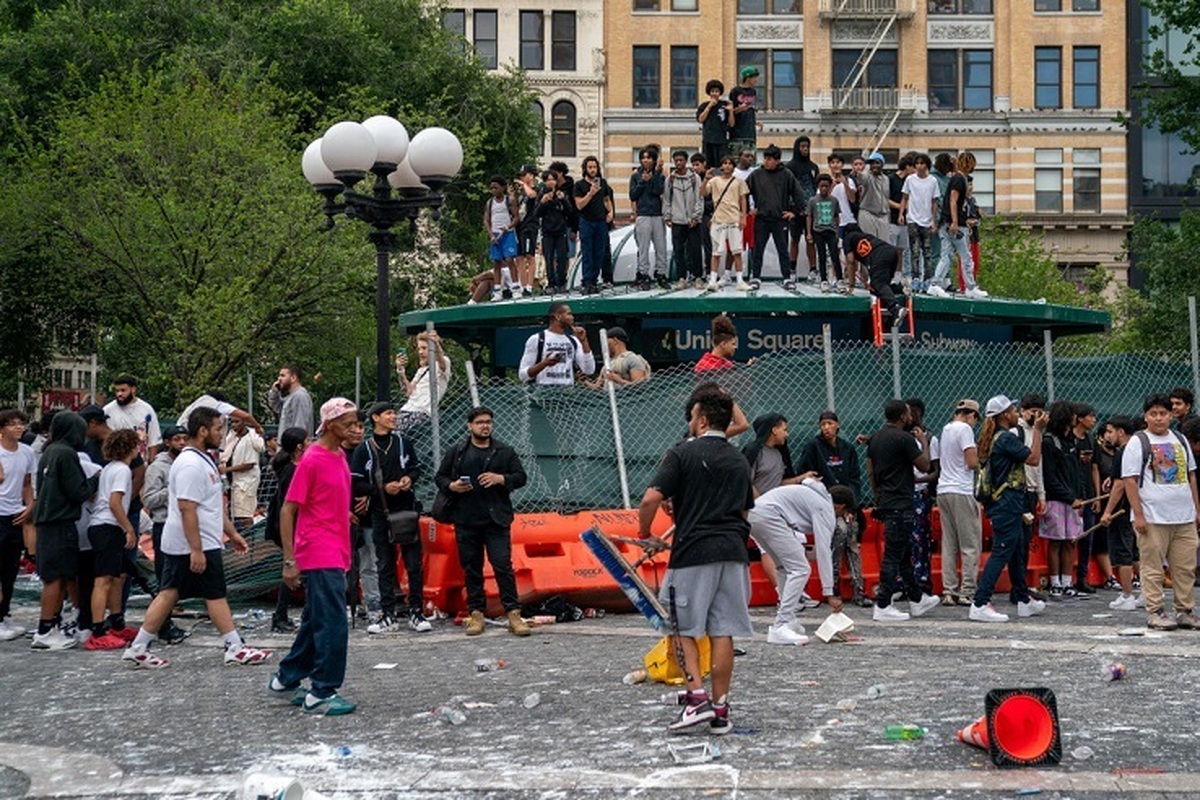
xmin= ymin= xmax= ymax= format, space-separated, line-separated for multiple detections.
xmin=976 ymin=510 xmax=1029 ymax=607
xmin=277 ymin=569 xmax=349 ymax=699
xmin=578 ymin=217 xmax=608 ymax=286
xmin=933 ymin=223 xmax=976 ymax=289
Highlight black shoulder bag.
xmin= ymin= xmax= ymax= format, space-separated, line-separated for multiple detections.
xmin=369 ymin=437 xmax=420 ymax=545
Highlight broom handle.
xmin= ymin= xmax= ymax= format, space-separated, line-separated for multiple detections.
xmin=630 ymin=526 xmax=675 ymax=569
xmin=1082 ymin=509 xmax=1124 ymax=536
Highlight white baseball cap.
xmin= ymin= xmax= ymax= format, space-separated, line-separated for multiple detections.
xmin=984 ymin=395 xmax=1016 ymax=417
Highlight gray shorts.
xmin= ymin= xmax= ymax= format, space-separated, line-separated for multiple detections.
xmin=658 ymin=561 xmax=754 ymax=639
xmin=890 ymin=222 xmax=909 ymax=249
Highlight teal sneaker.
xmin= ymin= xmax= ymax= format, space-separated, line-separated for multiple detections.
xmin=303 ymin=693 xmax=357 ymax=716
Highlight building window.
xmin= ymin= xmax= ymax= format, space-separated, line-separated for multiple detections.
xmin=474 ymin=10 xmax=497 ymax=69
xmin=532 ymin=101 xmax=545 ymax=156
xmin=633 ymin=46 xmax=660 ymax=107
xmin=736 ymin=49 xmax=803 ymax=109
xmin=970 ymin=149 xmax=995 ymax=214
xmin=1035 ymin=149 xmax=1063 ymax=213
xmin=1034 ymin=47 xmax=1061 ymax=109
xmin=1139 ymin=125 xmax=1200 ymax=198
xmin=670 ymin=46 xmax=698 ymax=109
xmin=673 ymin=0 xmax=699 ymax=10
xmin=738 ymin=0 xmax=801 ymax=13
xmin=520 ymin=11 xmax=544 ymax=70
xmin=833 ymin=48 xmax=898 ymax=88
xmin=929 ymin=0 xmax=992 ymax=13
xmin=1073 ymin=148 xmax=1100 ymax=212
xmin=551 ymin=100 xmax=576 ymax=157
xmin=928 ymin=50 xmax=992 ymax=110
xmin=443 ymin=10 xmax=465 ymax=38
xmin=1073 ymin=46 xmax=1099 ymax=108
xmin=1073 ymin=0 xmax=1098 ymax=10
xmin=633 ymin=0 xmax=660 ymax=8
xmin=551 ymin=12 xmax=576 ymax=71
xmin=1034 ymin=0 xmax=1061 ymax=10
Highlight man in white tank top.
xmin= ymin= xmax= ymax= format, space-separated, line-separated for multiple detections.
xmin=484 ymin=175 xmax=519 ymax=300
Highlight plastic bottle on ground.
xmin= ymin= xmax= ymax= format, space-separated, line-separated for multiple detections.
xmin=661 ymin=689 xmax=688 ymax=705
xmin=433 ymin=706 xmax=467 ymax=725
xmin=474 ymin=658 xmax=508 ymax=673
xmin=522 ymin=692 xmax=541 ymax=709
xmin=884 ymin=724 xmax=925 ymax=741
xmin=866 ymin=684 xmax=886 ymax=700
xmin=1099 ymin=662 xmax=1126 ymax=682
xmin=622 ymin=668 xmax=648 ymax=685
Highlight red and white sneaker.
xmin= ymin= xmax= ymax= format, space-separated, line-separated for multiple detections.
xmin=122 ymin=644 xmax=169 ymax=669
xmin=224 ymin=645 xmax=272 ymax=666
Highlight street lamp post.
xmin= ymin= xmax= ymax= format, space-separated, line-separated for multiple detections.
xmin=302 ymin=116 xmax=463 ymax=402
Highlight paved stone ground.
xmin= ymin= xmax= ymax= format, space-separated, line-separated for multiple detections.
xmin=3 ymin=589 xmax=1200 ymax=799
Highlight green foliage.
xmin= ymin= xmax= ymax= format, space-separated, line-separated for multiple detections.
xmin=1136 ymin=0 xmax=1200 ymax=152
xmin=1126 ymin=210 xmax=1200 ymax=353
xmin=977 ymin=217 xmax=1090 ymax=305
xmin=0 ymin=0 xmax=540 ymax=409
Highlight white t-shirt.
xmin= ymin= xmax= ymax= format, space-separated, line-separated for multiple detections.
xmin=161 ymin=447 xmax=225 ymax=555
xmin=75 ymin=455 xmax=103 ymax=551
xmin=0 ymin=442 xmax=38 ymax=516
xmin=518 ymin=329 xmax=596 ymax=385
xmin=103 ymin=398 xmax=162 ymax=449
xmin=938 ymin=420 xmax=978 ymax=496
xmin=177 ymin=395 xmax=238 ymax=428
xmin=1121 ymin=431 xmax=1198 ymax=525
xmin=400 ymin=356 xmax=453 ymax=417
xmin=914 ymin=434 xmax=940 ymax=483
xmin=902 ymin=173 xmax=941 ymax=228
xmin=90 ymin=460 xmax=132 ymax=527
xmin=831 ymin=176 xmax=858 ymax=225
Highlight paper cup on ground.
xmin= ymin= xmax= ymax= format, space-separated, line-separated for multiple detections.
xmin=815 ymin=611 xmax=855 ymax=643
xmin=242 ymin=773 xmax=304 ymax=800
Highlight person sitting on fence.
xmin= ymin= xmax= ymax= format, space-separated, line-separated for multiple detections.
xmin=465 ymin=269 xmax=495 ymax=306
xmin=583 ymin=327 xmax=650 ymax=389
xmin=394 ymin=331 xmax=452 ymax=434
xmin=518 ymin=303 xmax=595 ymax=386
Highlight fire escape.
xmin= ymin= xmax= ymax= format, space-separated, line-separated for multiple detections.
xmin=816 ymin=0 xmax=917 ymax=154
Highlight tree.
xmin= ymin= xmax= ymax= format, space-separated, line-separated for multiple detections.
xmin=1126 ymin=210 xmax=1200 ymax=354
xmin=1136 ymin=0 xmax=1200 ymax=152
xmin=15 ymin=68 xmax=370 ymax=409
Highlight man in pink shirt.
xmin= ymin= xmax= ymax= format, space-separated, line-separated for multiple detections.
xmin=269 ymin=397 xmax=359 ymax=716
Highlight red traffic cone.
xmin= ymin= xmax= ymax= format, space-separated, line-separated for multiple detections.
xmin=957 ymin=715 xmax=989 ymax=750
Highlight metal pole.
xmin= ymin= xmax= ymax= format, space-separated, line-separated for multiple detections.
xmin=465 ymin=360 xmax=481 ymax=408
xmin=600 ymin=330 xmax=632 ymax=510
xmin=426 ymin=321 xmax=441 ymax=465
xmin=247 ymin=372 xmax=254 ymax=417
xmin=822 ymin=323 xmax=836 ymax=412
xmin=1043 ymin=329 xmax=1055 ymax=403
xmin=891 ymin=327 xmax=902 ymax=400
xmin=17 ymin=381 xmax=24 ymax=410
xmin=1189 ymin=296 xmax=1200 ymax=402
xmin=355 ymin=356 xmax=362 ymax=409
xmin=370 ymin=230 xmax=397 ymax=402
xmin=90 ymin=353 xmax=98 ymax=404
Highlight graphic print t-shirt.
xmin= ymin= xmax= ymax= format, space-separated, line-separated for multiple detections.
xmin=1121 ymin=431 xmax=1198 ymax=525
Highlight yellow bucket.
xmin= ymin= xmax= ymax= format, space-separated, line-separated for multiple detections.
xmin=642 ymin=635 xmax=713 ymax=685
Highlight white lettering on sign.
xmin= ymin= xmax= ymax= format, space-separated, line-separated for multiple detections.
xmin=919 ymin=331 xmax=976 ymax=350
xmin=673 ymin=328 xmax=825 ymax=353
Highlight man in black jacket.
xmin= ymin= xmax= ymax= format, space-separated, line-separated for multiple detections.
xmin=351 ymin=402 xmax=425 ymax=635
xmin=797 ymin=411 xmax=863 ymax=504
xmin=435 ymin=406 xmax=529 ymax=637
xmin=786 ymin=135 xmax=819 ymax=275
xmin=745 ymin=144 xmax=801 ymax=284
xmin=33 ymin=412 xmax=101 ymax=650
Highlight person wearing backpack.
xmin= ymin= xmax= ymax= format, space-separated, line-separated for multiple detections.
xmin=970 ymin=395 xmax=1047 ymax=623
xmin=1119 ymin=393 xmax=1200 ymax=631
xmin=517 ymin=303 xmax=595 ymax=386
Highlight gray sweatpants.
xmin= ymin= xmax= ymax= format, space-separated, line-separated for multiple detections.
xmin=634 ymin=215 xmax=667 ymax=277
xmin=749 ymin=508 xmax=811 ymax=627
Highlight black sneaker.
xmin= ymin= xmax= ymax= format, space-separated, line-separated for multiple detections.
xmin=669 ymin=699 xmax=715 ymax=733
xmin=655 ymin=275 xmax=670 ymax=290
xmin=160 ymin=622 xmax=190 ymax=645
xmin=501 ymin=287 xmax=512 ymax=300
xmin=271 ymin=616 xmax=297 ymax=633
xmin=709 ymin=699 xmax=732 ymax=736
xmin=1075 ymin=583 xmax=1096 ymax=595
xmin=522 ymin=288 xmax=532 ymax=298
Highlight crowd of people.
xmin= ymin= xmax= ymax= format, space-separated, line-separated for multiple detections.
xmin=4 ymin=333 xmax=1199 ymax=727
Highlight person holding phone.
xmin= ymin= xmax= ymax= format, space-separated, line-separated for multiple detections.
xmin=517 ymin=303 xmax=595 ymax=386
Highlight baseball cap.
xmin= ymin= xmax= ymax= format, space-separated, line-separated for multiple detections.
xmin=606 ymin=326 xmax=629 ymax=343
xmin=520 ymin=164 xmax=538 ymax=176
xmin=161 ymin=424 xmax=187 ymax=439
xmin=985 ymin=395 xmax=1016 ymax=417
xmin=819 ymin=410 xmax=839 ymax=423
xmin=367 ymin=400 xmax=395 ymax=420
xmin=78 ymin=404 xmax=107 ymax=423
xmin=955 ymin=398 xmax=980 ymax=414
xmin=740 ymin=66 xmax=760 ymax=79
xmin=316 ymin=397 xmax=358 ymax=435
xmin=867 ymin=152 xmax=885 ymax=163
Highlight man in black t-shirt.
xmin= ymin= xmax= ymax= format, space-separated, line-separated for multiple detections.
xmin=866 ymin=400 xmax=940 ymax=621
xmin=696 ymin=79 xmax=733 ymax=174
xmin=572 ymin=156 xmax=614 ymax=294
xmin=929 ymin=152 xmax=986 ymax=299
xmin=843 ymin=228 xmax=904 ymax=325
xmin=728 ymin=67 xmax=759 ymax=156
xmin=639 ymin=386 xmax=754 ymax=735
xmin=1098 ymin=416 xmax=1139 ymax=608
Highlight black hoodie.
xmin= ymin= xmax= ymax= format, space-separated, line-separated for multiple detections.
xmin=797 ymin=432 xmax=863 ymax=504
xmin=34 ymin=412 xmax=100 ymax=525
xmin=786 ymin=137 xmax=819 ymax=203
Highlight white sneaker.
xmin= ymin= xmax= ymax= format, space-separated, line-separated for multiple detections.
xmin=787 ymin=620 xmax=807 ymax=636
xmin=873 ymin=604 xmax=910 ymax=622
xmin=736 ymin=280 xmax=751 ymax=292
xmin=367 ymin=615 xmax=397 ymax=635
xmin=1134 ymin=594 xmax=1145 ymax=608
xmin=969 ymin=603 xmax=1010 ymax=623
xmin=966 ymin=287 xmax=989 ymax=299
xmin=910 ymin=593 xmax=940 ymax=618
xmin=820 ymin=280 xmax=830 ymax=292
xmin=927 ymin=284 xmax=950 ymax=298
xmin=799 ymin=592 xmax=821 ymax=610
xmin=409 ymin=613 xmax=433 ymax=633
xmin=767 ymin=623 xmax=809 ymax=646
xmin=31 ymin=627 xmax=77 ymax=651
xmin=0 ymin=620 xmax=25 ymax=641
xmin=1109 ymin=594 xmax=1138 ymax=611
xmin=1018 ymin=599 xmax=1047 ymax=617
xmin=706 ymin=278 xmax=719 ymax=292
